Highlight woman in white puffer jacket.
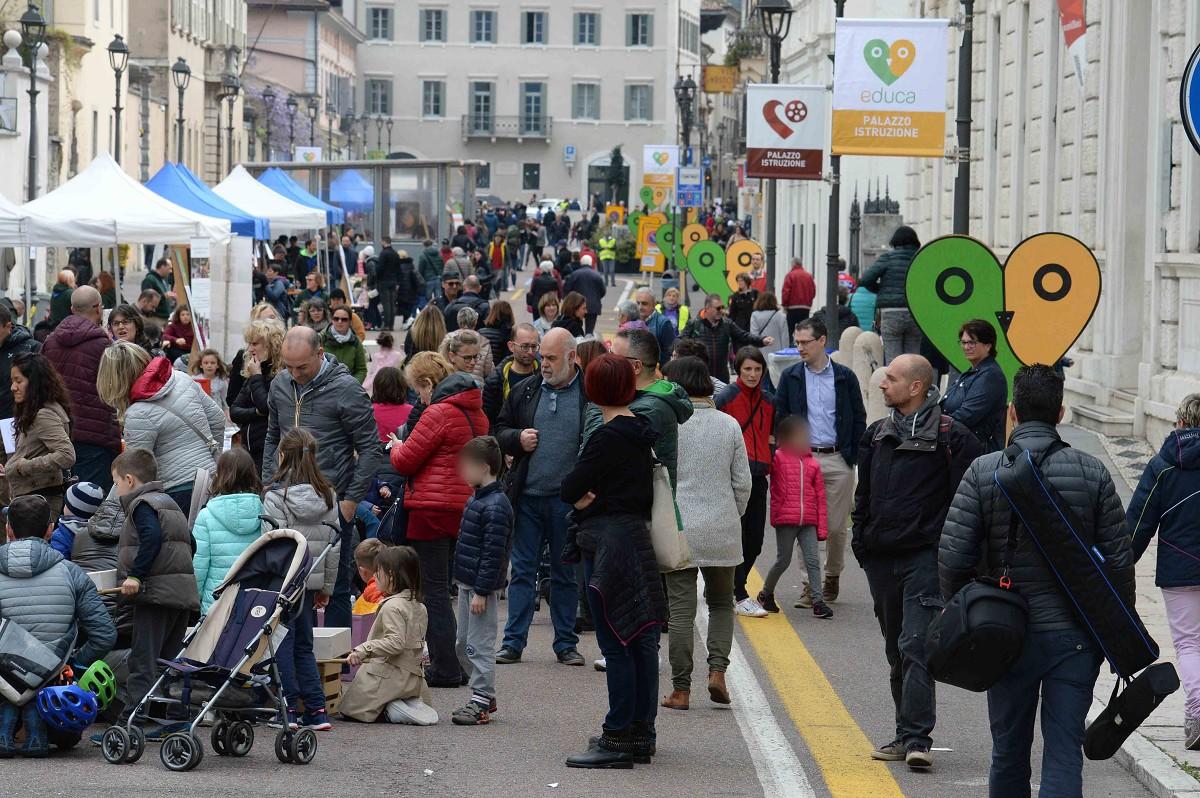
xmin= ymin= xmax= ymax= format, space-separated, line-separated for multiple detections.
xmin=97 ymin=341 xmax=225 ymax=512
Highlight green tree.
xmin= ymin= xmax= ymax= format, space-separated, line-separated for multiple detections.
xmin=604 ymin=146 xmax=627 ymax=204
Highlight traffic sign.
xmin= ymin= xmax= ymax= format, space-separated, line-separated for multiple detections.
xmin=677 ymin=166 xmax=703 ymax=208
xmin=564 ymin=144 xmax=577 ymax=164
xmin=1183 ymin=42 xmax=1200 ymax=154
xmin=702 ymin=156 xmax=712 ymax=169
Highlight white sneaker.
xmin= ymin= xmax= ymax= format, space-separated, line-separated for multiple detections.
xmin=735 ymin=597 xmax=769 ymax=618
xmin=593 ymin=657 xmax=606 ymax=672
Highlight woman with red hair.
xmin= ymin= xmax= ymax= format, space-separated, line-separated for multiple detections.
xmin=560 ymin=354 xmax=667 ymax=769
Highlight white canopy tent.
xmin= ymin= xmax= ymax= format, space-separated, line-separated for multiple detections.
xmin=23 ymin=153 xmax=231 ymax=243
xmin=214 ymin=166 xmax=326 ymax=231
xmin=0 ymin=191 xmax=116 ymax=246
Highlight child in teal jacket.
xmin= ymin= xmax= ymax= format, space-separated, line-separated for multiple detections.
xmin=192 ymin=449 xmax=265 ymax=613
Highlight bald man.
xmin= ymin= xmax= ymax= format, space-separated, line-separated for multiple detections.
xmin=636 ymin=287 xmax=676 ymax=367
xmin=43 ymin=286 xmax=119 ymax=490
xmin=493 ymin=326 xmax=585 ymax=666
xmin=851 ymin=353 xmax=982 ymax=770
xmin=48 ymin=269 xmax=77 ymax=327
xmin=263 ymin=325 xmax=384 ymax=632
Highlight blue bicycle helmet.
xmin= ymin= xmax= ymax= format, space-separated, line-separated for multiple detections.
xmin=35 ymin=684 xmax=98 ymax=733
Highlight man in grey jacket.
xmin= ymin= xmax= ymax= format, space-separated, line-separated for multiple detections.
xmin=264 ymin=326 xmax=385 ymax=627
xmin=0 ymin=495 xmax=116 ymax=755
xmin=939 ymin=364 xmax=1134 ymax=797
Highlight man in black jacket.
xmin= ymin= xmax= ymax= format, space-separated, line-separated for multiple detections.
xmin=483 ymin=323 xmax=539 ymax=428
xmin=443 ymin=275 xmax=490 ymax=333
xmin=492 ymin=328 xmax=585 ymax=667
xmin=680 ymin=293 xmax=771 ymax=383
xmin=374 ymin=236 xmax=402 ymax=331
xmin=852 ymin=354 xmax=982 ymax=771
xmin=940 ymin=365 xmax=1133 ymax=796
xmin=563 ymin=255 xmax=606 ymax=335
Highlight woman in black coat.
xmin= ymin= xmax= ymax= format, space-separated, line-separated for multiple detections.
xmin=552 ymin=291 xmax=587 ymax=339
xmin=229 ymin=318 xmax=284 ymax=470
xmin=479 ymin=301 xmax=514 ymax=364
xmin=560 ymin=354 xmax=667 ymax=769
xmin=941 ymin=319 xmax=1009 ymax=453
xmin=395 ymin=250 xmax=423 ymax=327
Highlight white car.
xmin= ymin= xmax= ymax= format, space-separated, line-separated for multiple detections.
xmin=525 ymin=198 xmax=565 ymax=220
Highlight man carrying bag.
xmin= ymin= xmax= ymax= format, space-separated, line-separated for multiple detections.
xmin=939 ymin=365 xmax=1136 ymax=797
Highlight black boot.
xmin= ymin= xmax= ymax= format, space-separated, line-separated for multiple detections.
xmin=631 ymin=720 xmax=656 ymax=760
xmin=567 ymin=731 xmax=635 ymax=769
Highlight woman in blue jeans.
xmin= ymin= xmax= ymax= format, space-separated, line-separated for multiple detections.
xmin=560 ymin=354 xmax=667 ymax=769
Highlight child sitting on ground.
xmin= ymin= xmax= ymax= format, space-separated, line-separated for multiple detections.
xmin=0 ymin=495 xmax=115 ymax=756
xmin=262 ymin=428 xmax=339 ymax=732
xmin=758 ymin=416 xmax=831 ymax=619
xmin=352 ymin=538 xmax=387 ymax=615
xmin=451 ymin=436 xmax=513 ymax=726
xmin=112 ymin=448 xmax=200 ymax=728
xmin=340 ymin=546 xmax=437 ymax=726
xmin=47 ymin=481 xmax=105 ymax=559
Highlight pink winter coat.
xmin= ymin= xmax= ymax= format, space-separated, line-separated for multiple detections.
xmin=770 ymin=448 xmax=828 ymax=540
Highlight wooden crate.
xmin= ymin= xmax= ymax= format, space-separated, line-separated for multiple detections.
xmin=317 ymin=660 xmax=343 ymax=715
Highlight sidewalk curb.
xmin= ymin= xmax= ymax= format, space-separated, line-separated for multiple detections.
xmin=1088 ymin=699 xmax=1200 ymax=797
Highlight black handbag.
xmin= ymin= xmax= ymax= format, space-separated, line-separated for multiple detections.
xmin=926 ymin=515 xmax=1029 ymax=692
xmin=1084 ymin=662 xmax=1180 ymax=760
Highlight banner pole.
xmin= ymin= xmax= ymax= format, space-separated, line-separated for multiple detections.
xmin=824 ymin=0 xmax=847 ymax=344
xmin=953 ymin=0 xmax=975 ymax=234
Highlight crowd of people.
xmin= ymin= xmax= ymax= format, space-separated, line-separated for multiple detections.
xmin=0 ymin=216 xmax=1196 ymax=798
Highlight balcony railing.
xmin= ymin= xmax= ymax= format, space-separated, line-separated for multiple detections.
xmin=460 ymin=114 xmax=552 ymax=141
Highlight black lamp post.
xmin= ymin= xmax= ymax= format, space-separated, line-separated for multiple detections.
xmin=286 ymin=93 xmax=298 ymax=157
xmin=307 ymin=97 xmax=317 ymax=147
xmin=824 ymin=0 xmax=847 ymax=343
xmin=20 ymin=2 xmax=46 ymax=318
xmin=757 ymin=0 xmax=793 ymax=298
xmin=224 ymin=75 xmax=239 ymax=173
xmin=171 ymin=57 xmax=190 ymax=163
xmin=326 ymin=101 xmax=335 ymax=157
xmin=672 ymin=75 xmax=696 ymax=282
xmin=261 ymin=84 xmax=276 ymax=161
xmin=953 ymin=0 xmax=974 ymax=234
xmin=716 ymin=120 xmax=726 ymax=203
xmin=375 ymin=115 xmax=384 ymax=152
xmin=385 ymin=117 xmax=393 ymax=155
xmin=107 ymin=34 xmax=129 ymax=165
xmin=356 ymin=113 xmax=368 ymax=158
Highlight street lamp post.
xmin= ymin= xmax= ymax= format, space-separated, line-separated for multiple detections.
xmin=107 ymin=34 xmax=128 ymax=165
xmin=20 ymin=2 xmax=46 ymax=319
xmin=171 ymin=57 xmax=190 ymax=163
xmin=952 ymin=0 xmax=974 ymax=234
xmin=673 ymin=75 xmax=696 ymax=285
xmin=261 ymin=85 xmax=276 ymax=161
xmin=385 ymin=118 xmax=393 ymax=155
xmin=757 ymin=0 xmax=793 ymax=296
xmin=224 ymin=75 xmax=239 ymax=173
xmin=356 ymin=114 xmax=368 ymax=158
xmin=307 ymin=97 xmax=317 ymax=147
xmin=286 ymin=93 xmax=298 ymax=158
xmin=375 ymin=115 xmax=384 ymax=153
xmin=823 ymin=0 xmax=847 ymax=344
xmin=326 ymin=101 xmax=335 ymax=157
xmin=716 ymin=120 xmax=726 ymax=204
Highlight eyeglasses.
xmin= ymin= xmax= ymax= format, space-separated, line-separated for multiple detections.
xmin=513 ymin=343 xmax=538 ymax=352
xmin=333 ymin=316 xmax=351 ymax=323
xmin=457 ymin=353 xmax=480 ymax=362
xmin=795 ymin=338 xmax=819 ymax=347
xmin=959 ymin=339 xmax=979 ymax=348
xmin=112 ymin=319 xmax=134 ymax=327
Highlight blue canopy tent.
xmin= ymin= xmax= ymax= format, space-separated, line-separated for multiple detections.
xmin=329 ymin=169 xmax=374 ymax=210
xmin=258 ymin=168 xmax=345 ymax=225
xmin=146 ymin=163 xmax=270 ymax=239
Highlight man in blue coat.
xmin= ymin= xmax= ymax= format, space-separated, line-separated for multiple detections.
xmin=635 ymin=287 xmax=676 ymax=367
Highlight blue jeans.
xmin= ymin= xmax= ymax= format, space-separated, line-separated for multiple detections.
xmin=73 ymin=443 xmax=117 ymax=493
xmin=987 ymin=629 xmax=1102 ymax=798
xmin=276 ymin=593 xmax=325 ymax=712
xmin=862 ymin=548 xmax=942 ymax=750
xmin=356 ymin=501 xmax=380 ymax=540
xmin=501 ymin=494 xmax=579 ymax=655
xmin=323 ymin=514 xmax=355 ymax=629
xmin=600 ymin=257 xmax=615 ymax=286
xmin=584 ymin=557 xmax=660 ymax=733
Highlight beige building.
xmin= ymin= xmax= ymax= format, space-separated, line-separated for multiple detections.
xmin=902 ymin=0 xmax=1200 ymax=443
xmin=355 ymin=0 xmax=702 ymax=202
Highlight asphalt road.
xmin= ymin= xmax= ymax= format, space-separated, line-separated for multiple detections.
xmin=36 ymin=269 xmax=1154 ymax=797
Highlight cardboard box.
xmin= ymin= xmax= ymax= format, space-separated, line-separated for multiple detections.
xmin=313 ymin=626 xmax=350 ymax=661
xmin=88 ymin=569 xmax=117 ymax=591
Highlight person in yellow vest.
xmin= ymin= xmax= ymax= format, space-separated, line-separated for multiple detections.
xmin=597 ymin=233 xmax=617 ymax=288
xmin=657 ymin=286 xmax=689 ymax=332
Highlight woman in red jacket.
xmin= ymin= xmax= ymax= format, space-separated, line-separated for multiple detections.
xmin=714 ymin=346 xmax=776 ymax=615
xmin=391 ymin=351 xmax=488 ymax=687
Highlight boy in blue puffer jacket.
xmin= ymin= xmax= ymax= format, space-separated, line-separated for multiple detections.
xmin=451 ymin=436 xmax=513 ymax=726
xmin=48 ymin=482 xmax=106 ymax=559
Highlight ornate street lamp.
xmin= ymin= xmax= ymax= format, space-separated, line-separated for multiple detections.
xmin=218 ymin=73 xmax=240 ymax=174
xmin=286 ymin=93 xmax=298 ymax=157
xmin=107 ymin=34 xmax=129 ymax=165
xmin=385 ymin=117 xmax=393 ymax=155
xmin=171 ymin=57 xmax=190 ymax=163
xmin=755 ymin=0 xmax=794 ymax=296
xmin=375 ymin=114 xmax=384 ymax=152
xmin=306 ymin=96 xmax=318 ymax=147
xmin=19 ymin=2 xmax=46 ymax=318
xmin=261 ymin=84 xmax=276 ymax=160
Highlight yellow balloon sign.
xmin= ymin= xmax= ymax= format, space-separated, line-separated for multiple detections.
xmin=1003 ymin=233 xmax=1101 ymax=367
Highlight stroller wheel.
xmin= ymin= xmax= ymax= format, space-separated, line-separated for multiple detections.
xmin=101 ymin=726 xmax=129 ymax=765
xmin=274 ymin=730 xmax=294 ymax=763
xmin=288 ymin=728 xmax=317 ymax=765
xmin=210 ymin=722 xmax=229 ymax=755
xmin=227 ymin=721 xmax=254 ymax=757
xmin=159 ymin=732 xmax=203 ymax=772
xmin=127 ymin=725 xmax=146 ymax=764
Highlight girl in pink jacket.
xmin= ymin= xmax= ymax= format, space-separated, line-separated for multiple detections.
xmin=759 ymin=417 xmax=832 ymax=618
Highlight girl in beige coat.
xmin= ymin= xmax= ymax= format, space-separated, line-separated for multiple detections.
xmin=341 ymin=546 xmax=438 ymax=725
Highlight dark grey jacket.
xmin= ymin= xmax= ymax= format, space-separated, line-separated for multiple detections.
xmin=262 ymin=356 xmax=385 ymax=505
xmin=0 ymin=538 xmax=116 ymax=666
xmin=117 ymin=481 xmax=201 ymax=611
xmin=939 ymin=421 xmax=1133 ymax=631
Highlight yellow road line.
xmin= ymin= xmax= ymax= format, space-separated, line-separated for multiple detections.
xmin=739 ymin=569 xmax=906 ymax=798
xmin=509 ymin=288 xmax=525 ymax=302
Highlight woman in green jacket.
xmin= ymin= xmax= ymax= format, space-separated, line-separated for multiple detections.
xmin=323 ymin=306 xmax=368 ymax=383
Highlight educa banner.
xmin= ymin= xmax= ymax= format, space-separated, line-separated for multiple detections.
xmin=832 ymin=18 xmax=950 ymax=157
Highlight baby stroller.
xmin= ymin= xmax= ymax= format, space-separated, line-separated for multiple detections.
xmin=100 ymin=526 xmax=338 ymax=771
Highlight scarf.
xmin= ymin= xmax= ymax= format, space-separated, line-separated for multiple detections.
xmin=328 ymin=326 xmax=355 ymax=344
xmin=876 ymin=387 xmax=943 ymax=444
